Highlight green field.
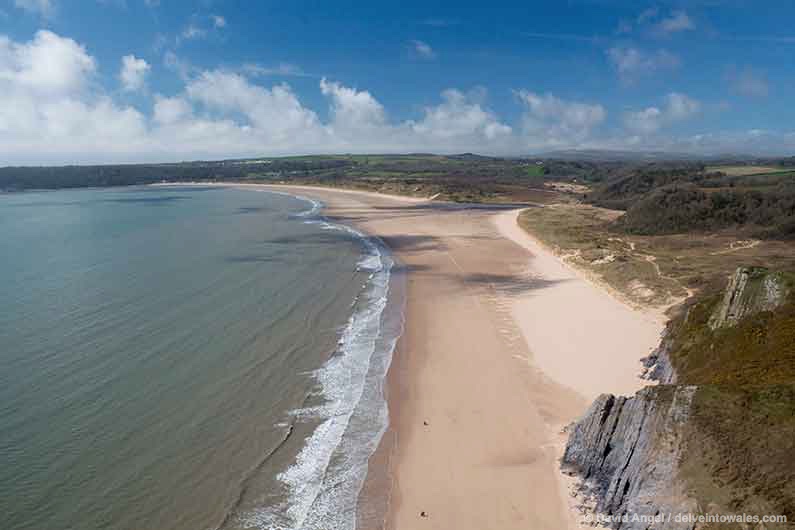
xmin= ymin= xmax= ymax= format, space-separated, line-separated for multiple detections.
xmin=707 ymin=165 xmax=790 ymax=176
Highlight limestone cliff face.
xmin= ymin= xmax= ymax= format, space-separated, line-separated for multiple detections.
xmin=708 ymin=267 xmax=788 ymax=330
xmin=562 ymin=386 xmax=698 ymax=529
xmin=641 ymin=331 xmax=677 ymax=384
xmin=561 ymin=267 xmax=790 ymax=528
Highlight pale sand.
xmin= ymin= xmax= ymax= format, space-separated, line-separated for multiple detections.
xmin=494 ymin=209 xmax=664 ymax=401
xmin=221 ymin=184 xmax=662 ymax=529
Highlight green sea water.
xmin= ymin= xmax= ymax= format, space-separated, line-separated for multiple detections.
xmin=0 ymin=185 xmax=400 ymax=530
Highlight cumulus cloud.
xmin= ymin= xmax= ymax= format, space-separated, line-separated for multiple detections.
xmin=607 ymin=46 xmax=680 ymax=82
xmin=186 ymin=70 xmax=322 ymax=142
xmin=0 ymin=31 xmax=520 ymax=163
xmin=410 ymin=40 xmax=436 ymax=59
xmin=411 ymin=89 xmax=511 ymax=141
xmin=0 ymin=30 xmax=147 ymax=163
xmin=624 ymin=107 xmax=663 ymax=135
xmin=0 ymin=30 xmax=95 ymax=95
xmin=656 ymin=11 xmax=695 ymax=34
xmin=665 ymin=92 xmax=700 ymax=120
xmin=152 ymin=95 xmax=192 ymax=125
xmin=119 ymin=54 xmax=150 ymax=92
xmin=0 ymin=31 xmax=513 ymax=163
xmin=624 ymin=93 xmax=700 ymax=135
xmin=0 ymin=31 xmax=601 ymax=162
xmin=516 ymin=91 xmax=606 ymax=146
xmin=321 ymin=78 xmax=386 ymax=132
xmin=4 ymin=29 xmax=790 ymax=164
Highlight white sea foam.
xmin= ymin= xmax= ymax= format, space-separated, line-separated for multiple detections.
xmin=239 ymin=191 xmax=400 ymax=530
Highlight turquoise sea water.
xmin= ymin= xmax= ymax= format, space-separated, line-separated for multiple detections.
xmin=0 ymin=186 xmax=400 ymax=530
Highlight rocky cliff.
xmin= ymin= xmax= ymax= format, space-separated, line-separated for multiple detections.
xmin=562 ymin=386 xmax=698 ymax=529
xmin=641 ymin=331 xmax=677 ymax=384
xmin=708 ymin=267 xmax=788 ymax=330
xmin=561 ymin=267 xmax=794 ymax=529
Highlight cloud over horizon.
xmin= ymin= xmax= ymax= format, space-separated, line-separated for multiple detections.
xmin=0 ymin=29 xmax=793 ymax=165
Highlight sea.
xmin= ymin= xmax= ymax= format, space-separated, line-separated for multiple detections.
xmin=0 ymin=185 xmax=403 ymax=530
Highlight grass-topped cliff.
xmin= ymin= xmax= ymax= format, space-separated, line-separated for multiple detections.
xmin=563 ymin=267 xmax=795 ymax=528
xmin=664 ymin=268 xmax=795 ymax=524
xmin=666 ymin=268 xmax=795 ymax=386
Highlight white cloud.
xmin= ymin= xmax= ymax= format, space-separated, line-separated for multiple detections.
xmin=119 ymin=54 xmax=150 ymax=92
xmin=3 ymin=29 xmax=791 ymax=164
xmin=14 ymin=0 xmax=54 ymax=17
xmin=153 ymin=95 xmax=192 ymax=125
xmin=0 ymin=31 xmax=147 ymax=163
xmin=607 ymin=46 xmax=680 ymax=82
xmin=242 ymin=62 xmax=307 ymax=77
xmin=186 ymin=70 xmax=323 ymax=142
xmin=410 ymin=39 xmax=436 ymax=59
xmin=0 ymin=28 xmax=519 ymax=163
xmin=656 ymin=11 xmax=695 ymax=34
xmin=0 ymin=30 xmax=95 ymax=95
xmin=176 ymin=15 xmax=226 ymax=44
xmin=321 ymin=78 xmax=386 ymax=131
xmin=411 ymin=88 xmax=512 ymax=141
xmin=619 ymin=8 xmax=694 ymax=37
xmin=0 ymin=31 xmax=599 ymax=162
xmin=665 ymin=92 xmax=700 ymax=120
xmin=624 ymin=93 xmax=700 ymax=135
xmin=516 ymin=91 xmax=606 ymax=146
xmin=181 ymin=24 xmax=206 ymax=41
xmin=624 ymin=107 xmax=664 ymax=135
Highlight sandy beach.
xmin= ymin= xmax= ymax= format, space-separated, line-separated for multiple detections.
xmin=257 ymin=185 xmax=663 ymax=530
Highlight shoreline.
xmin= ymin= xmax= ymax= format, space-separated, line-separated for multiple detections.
xmin=161 ymin=182 xmax=665 ymax=529
xmin=156 ymin=182 xmax=407 ymax=529
xmin=277 ymin=185 xmax=662 ymax=529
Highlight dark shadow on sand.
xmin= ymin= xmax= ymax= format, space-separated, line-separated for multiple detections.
xmin=460 ymin=272 xmax=566 ymax=295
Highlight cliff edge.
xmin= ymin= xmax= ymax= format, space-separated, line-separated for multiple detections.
xmin=561 ymin=267 xmax=795 ymax=529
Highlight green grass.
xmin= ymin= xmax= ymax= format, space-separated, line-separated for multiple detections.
xmin=681 ymin=385 xmax=795 ymax=527
xmin=666 ymin=276 xmax=795 ymax=386
xmin=664 ymin=272 xmax=795 ymax=525
xmin=524 ymin=164 xmax=545 ymax=177
xmin=518 ymin=202 xmax=795 ymax=310
xmin=706 ymin=165 xmax=789 ymax=177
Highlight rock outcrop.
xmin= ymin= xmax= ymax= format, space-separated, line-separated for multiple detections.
xmin=561 ymin=265 xmax=794 ymax=528
xmin=708 ymin=267 xmax=788 ymax=330
xmin=641 ymin=331 xmax=677 ymax=384
xmin=562 ymin=386 xmax=698 ymax=529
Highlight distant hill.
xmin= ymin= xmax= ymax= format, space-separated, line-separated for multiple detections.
xmin=536 ymin=149 xmax=746 ymax=162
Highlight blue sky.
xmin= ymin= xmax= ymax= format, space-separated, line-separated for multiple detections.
xmin=1 ymin=0 xmax=795 ymax=164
